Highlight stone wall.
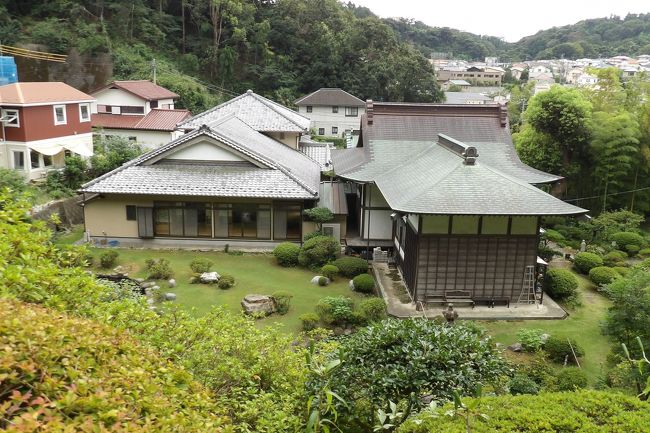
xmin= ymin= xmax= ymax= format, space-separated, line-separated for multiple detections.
xmin=32 ymin=195 xmax=84 ymax=228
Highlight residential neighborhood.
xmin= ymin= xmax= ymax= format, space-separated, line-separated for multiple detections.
xmin=2 ymin=2 xmax=650 ymax=432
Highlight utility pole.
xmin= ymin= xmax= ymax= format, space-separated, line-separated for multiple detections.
xmin=152 ymin=58 xmax=157 ymax=84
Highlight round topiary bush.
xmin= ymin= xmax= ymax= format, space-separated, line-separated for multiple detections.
xmin=217 ymin=274 xmax=235 ymax=289
xmin=318 ymin=276 xmax=328 ymax=286
xmin=321 ymin=264 xmax=339 ymax=281
xmin=272 ymin=291 xmax=293 ymax=315
xmin=603 ymin=250 xmax=627 ymax=267
xmin=358 ymin=297 xmax=387 ymax=323
xmin=610 ymin=231 xmax=645 ymax=252
xmin=543 ymin=336 xmax=584 ymax=365
xmin=555 ymin=367 xmax=588 ymax=391
xmin=543 ymin=229 xmax=565 ymax=243
xmin=508 ymin=374 xmax=539 ymax=395
xmin=190 ymin=257 xmax=213 ymax=273
xmin=332 ymin=256 xmax=369 ymax=277
xmin=352 ymin=274 xmax=375 ymax=294
xmin=544 ymin=268 xmax=579 ymax=301
xmin=626 ymin=244 xmax=640 ymax=256
xmin=315 ymin=296 xmax=354 ymax=325
xmin=299 ymin=312 xmax=320 ymax=331
xmin=573 ymin=252 xmax=603 ymax=274
xmin=638 ymin=247 xmax=650 ymax=258
xmin=298 ymin=236 xmax=340 ymax=269
xmin=613 ymin=266 xmax=630 ymax=277
xmin=273 ymin=242 xmax=300 ymax=267
xmin=99 ymin=249 xmax=119 ymax=268
xmin=588 ymin=266 xmax=620 ymax=286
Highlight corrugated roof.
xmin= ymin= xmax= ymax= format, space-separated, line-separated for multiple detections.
xmin=294 ymin=88 xmax=365 ymax=107
xmin=92 ymin=80 xmax=179 ymax=101
xmin=181 ymin=90 xmax=310 ymax=132
xmin=0 ymin=82 xmax=94 ymax=105
xmin=81 ymin=116 xmax=320 ymax=199
xmin=92 ymin=109 xmax=191 ymax=132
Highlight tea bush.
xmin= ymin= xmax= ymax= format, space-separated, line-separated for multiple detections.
xmin=299 ymin=312 xmax=320 ymax=331
xmin=315 ymin=296 xmax=355 ymax=325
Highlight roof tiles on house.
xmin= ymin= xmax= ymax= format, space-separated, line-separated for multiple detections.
xmin=92 ymin=80 xmax=179 ymax=100
xmin=0 ymin=82 xmax=94 ymax=105
xmin=92 ymin=109 xmax=191 ymax=132
xmin=294 ymin=88 xmax=365 ymax=107
xmin=180 ymin=90 xmax=310 ymax=132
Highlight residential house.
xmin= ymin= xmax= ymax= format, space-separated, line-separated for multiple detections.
xmin=81 ymin=90 xmax=318 ymax=248
xmin=91 ymin=80 xmax=190 ymax=148
xmin=565 ymin=67 xmax=584 ymax=84
xmin=510 ymin=66 xmax=526 ymax=80
xmin=331 ymin=101 xmax=585 ymax=305
xmin=0 ymin=82 xmax=94 ymax=181
xmin=576 ymin=73 xmax=598 ymax=87
xmin=528 ymin=64 xmax=551 ymax=79
xmin=294 ymin=88 xmax=365 ymax=138
xmin=436 ymin=66 xmax=504 ymax=86
xmin=444 ymin=92 xmax=492 ymax=105
xmin=442 ymin=80 xmax=472 ymax=91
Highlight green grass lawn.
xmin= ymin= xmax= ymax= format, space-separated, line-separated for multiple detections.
xmin=90 ymin=248 xmax=365 ymax=333
xmin=53 ymin=225 xmax=85 ymax=245
xmin=483 ymin=273 xmax=612 ymax=384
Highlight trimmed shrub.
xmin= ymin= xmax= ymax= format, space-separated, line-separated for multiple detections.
xmin=555 ymin=367 xmax=588 ymax=391
xmin=303 ymin=231 xmax=322 ymax=242
xmin=588 ymin=266 xmax=620 ymax=286
xmin=517 ymin=328 xmax=546 ymax=352
xmin=544 ymin=336 xmax=584 ymax=364
xmin=146 ymin=258 xmax=174 ymax=280
xmin=508 ymin=374 xmax=539 ymax=395
xmin=603 ymin=250 xmax=627 ymax=267
xmin=299 ymin=312 xmax=320 ymax=331
xmin=332 ymin=256 xmax=369 ymax=277
xmin=99 ymin=249 xmax=119 ymax=268
xmin=613 ymin=266 xmax=630 ymax=277
xmin=273 ymin=242 xmax=300 ymax=267
xmin=544 ymin=268 xmax=579 ymax=301
xmin=321 ymin=264 xmax=339 ymax=281
xmin=315 ymin=296 xmax=355 ymax=325
xmin=298 ymin=236 xmax=340 ymax=268
xmin=190 ymin=258 xmax=213 ymax=273
xmin=272 ymin=291 xmax=292 ymax=315
xmin=625 ymin=244 xmax=640 ymax=256
xmin=573 ymin=252 xmax=603 ymax=274
xmin=352 ymin=273 xmax=375 ymax=294
xmin=318 ymin=276 xmax=328 ymax=286
xmin=638 ymin=247 xmax=650 ymax=258
xmin=538 ymin=244 xmax=561 ymax=262
xmin=217 ymin=274 xmax=235 ymax=289
xmin=543 ymin=229 xmax=565 ymax=243
xmin=358 ymin=297 xmax=387 ymax=323
xmin=610 ymin=231 xmax=645 ymax=252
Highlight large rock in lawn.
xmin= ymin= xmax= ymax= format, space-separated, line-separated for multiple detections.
xmin=311 ymin=275 xmax=330 ymax=286
xmin=200 ymin=271 xmax=220 ymax=284
xmin=508 ymin=343 xmax=523 ymax=353
xmin=241 ymin=294 xmax=276 ymax=316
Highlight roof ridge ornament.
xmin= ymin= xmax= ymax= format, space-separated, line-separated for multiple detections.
xmin=198 ymin=123 xmax=211 ymax=132
xmin=462 ymin=146 xmax=478 ymax=165
xmin=366 ymin=99 xmax=374 ymax=125
xmin=437 ymin=134 xmax=479 ymax=165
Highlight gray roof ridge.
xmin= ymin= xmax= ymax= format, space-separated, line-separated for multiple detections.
xmin=294 ymin=87 xmax=364 ymax=105
xmin=275 ymin=164 xmax=319 ymax=196
xmin=178 ymin=93 xmax=248 ymax=128
xmin=249 ymin=92 xmax=310 ymax=130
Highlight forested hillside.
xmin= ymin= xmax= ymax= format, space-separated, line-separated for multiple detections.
xmin=0 ymin=0 xmax=443 ymax=111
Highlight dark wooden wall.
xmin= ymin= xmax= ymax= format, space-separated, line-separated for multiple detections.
xmin=396 ymin=221 xmax=419 ymax=293
xmin=414 ymin=235 xmax=537 ymax=301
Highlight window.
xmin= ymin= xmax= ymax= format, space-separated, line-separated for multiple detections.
xmin=331 ymin=126 xmax=338 ymax=135
xmin=306 ymin=106 xmax=313 ymax=113
xmin=30 ymin=151 xmax=40 ymax=169
xmin=332 ymin=106 xmax=339 ymax=113
xmin=43 ymin=154 xmax=52 ymax=167
xmin=121 ymin=106 xmax=145 ymax=114
xmin=97 ymin=104 xmax=110 ymax=113
xmin=79 ymin=103 xmax=90 ymax=122
xmin=53 ymin=105 xmax=67 ymax=125
xmin=318 ymin=128 xmax=325 ymax=135
xmin=273 ymin=204 xmax=301 ymax=240
xmin=150 ymin=100 xmax=159 ymax=109
xmin=126 ymin=205 xmax=137 ymax=221
xmin=345 ymin=107 xmax=358 ymax=117
xmin=128 ymin=136 xmax=137 ymax=142
xmin=1 ymin=109 xmax=19 ymax=127
xmin=12 ymin=151 xmax=25 ymax=170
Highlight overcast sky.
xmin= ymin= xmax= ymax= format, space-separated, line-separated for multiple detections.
xmin=349 ymin=0 xmax=650 ymax=42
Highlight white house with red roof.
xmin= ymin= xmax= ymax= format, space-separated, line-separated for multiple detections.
xmin=0 ymin=82 xmax=95 ymax=181
xmin=91 ymin=80 xmax=190 ymax=149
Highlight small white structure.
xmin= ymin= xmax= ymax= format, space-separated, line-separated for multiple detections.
xmin=294 ymin=88 xmax=365 ymax=138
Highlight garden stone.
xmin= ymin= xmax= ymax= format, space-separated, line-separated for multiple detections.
xmin=311 ymin=276 xmax=330 ymax=285
xmin=151 ymin=285 xmax=160 ymax=291
xmin=141 ymin=281 xmax=156 ymax=289
xmin=200 ymin=271 xmax=220 ymax=284
xmin=508 ymin=343 xmax=523 ymax=352
xmin=168 ymin=278 xmax=177 ymax=288
xmin=146 ymin=298 xmax=155 ymax=305
xmin=165 ymin=292 xmax=177 ymax=301
xmin=241 ymin=294 xmax=276 ymax=316
xmin=113 ymin=266 xmax=128 ymax=277
xmin=349 ymin=279 xmax=355 ymax=290
xmin=134 ymin=277 xmax=145 ymax=283
xmin=541 ymin=333 xmax=551 ymax=344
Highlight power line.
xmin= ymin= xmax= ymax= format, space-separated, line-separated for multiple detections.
xmin=0 ymin=44 xmax=67 ymax=62
xmin=563 ymin=186 xmax=650 ymax=203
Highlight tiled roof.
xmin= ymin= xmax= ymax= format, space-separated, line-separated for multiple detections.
xmin=92 ymin=109 xmax=191 ymax=132
xmin=0 ymin=82 xmax=94 ymax=105
xmin=299 ymin=138 xmax=332 ymax=171
xmin=81 ymin=115 xmax=320 ymax=199
xmin=92 ymin=80 xmax=178 ymax=100
xmin=181 ymin=90 xmax=310 ymax=132
xmin=294 ymin=88 xmax=365 ymax=107
xmin=444 ymin=92 xmax=492 ymax=104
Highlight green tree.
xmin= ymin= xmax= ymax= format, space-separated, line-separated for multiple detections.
xmin=89 ymin=135 xmax=144 ymax=178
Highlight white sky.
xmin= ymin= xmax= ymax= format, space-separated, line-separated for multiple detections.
xmin=350 ymin=0 xmax=650 ymax=42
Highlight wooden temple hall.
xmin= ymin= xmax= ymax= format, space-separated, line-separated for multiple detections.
xmin=332 ymin=101 xmax=587 ymax=306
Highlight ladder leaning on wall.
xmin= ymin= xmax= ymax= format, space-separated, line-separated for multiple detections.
xmin=516 ymin=265 xmax=537 ymax=306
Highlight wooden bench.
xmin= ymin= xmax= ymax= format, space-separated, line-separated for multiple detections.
xmin=473 ymin=297 xmax=510 ymax=308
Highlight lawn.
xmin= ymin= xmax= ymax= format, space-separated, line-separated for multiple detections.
xmin=89 ymin=248 xmax=366 ymax=333
xmin=483 ymin=273 xmax=612 ymax=384
xmin=53 ymin=225 xmax=85 ymax=245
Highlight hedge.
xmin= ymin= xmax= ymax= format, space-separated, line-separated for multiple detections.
xmin=603 ymin=250 xmax=627 ymax=267
xmin=332 ymin=256 xmax=369 ymax=277
xmin=0 ymin=299 xmax=230 ymax=432
xmin=573 ymin=252 xmax=603 ymax=274
xmin=588 ymin=266 xmax=620 ymax=286
xmin=398 ymin=390 xmax=650 ymax=433
xmin=610 ymin=231 xmax=645 ymax=250
xmin=544 ymin=268 xmax=579 ymax=301
xmin=273 ymin=242 xmax=300 ymax=267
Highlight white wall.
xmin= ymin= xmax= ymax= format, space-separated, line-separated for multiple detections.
xmin=360 ymin=185 xmax=392 ymax=240
xmin=264 ymin=131 xmax=300 ymax=149
xmin=92 ymin=88 xmax=146 ymax=114
xmin=97 ymin=129 xmax=176 ymax=150
xmin=297 ymin=105 xmax=364 ymax=137
xmin=167 ymin=140 xmax=246 ymax=161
